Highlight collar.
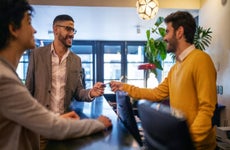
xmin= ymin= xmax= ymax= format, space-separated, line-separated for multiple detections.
xmin=50 ymin=43 xmax=70 ymax=56
xmin=177 ymin=44 xmax=195 ymax=62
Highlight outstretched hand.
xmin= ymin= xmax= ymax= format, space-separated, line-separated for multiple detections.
xmin=89 ymin=82 xmax=105 ymax=98
xmin=109 ymin=81 xmax=124 ymax=92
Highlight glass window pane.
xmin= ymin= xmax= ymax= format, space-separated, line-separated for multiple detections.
xmin=104 ymin=45 xmax=121 ymax=81
xmin=82 ymin=63 xmax=93 ymax=89
xmin=71 ymin=45 xmax=93 ymax=89
xmin=104 ymin=45 xmax=121 ymax=62
xmin=16 ymin=50 xmax=30 ymax=83
xmin=127 ymin=45 xmax=144 ymax=62
xmin=127 ymin=63 xmax=144 ymax=79
xmin=104 ymin=63 xmax=121 ymax=80
xmin=16 ymin=62 xmax=28 ymax=83
xmin=71 ymin=45 xmax=93 ymax=62
xmin=127 ymin=45 xmax=145 ymax=87
xmin=127 ymin=80 xmax=145 ymax=88
xmin=162 ymin=54 xmax=175 ymax=80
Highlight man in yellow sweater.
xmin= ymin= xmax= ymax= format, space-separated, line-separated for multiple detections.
xmin=110 ymin=11 xmax=217 ymax=150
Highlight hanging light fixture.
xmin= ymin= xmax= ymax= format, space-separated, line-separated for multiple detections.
xmin=136 ymin=0 xmax=159 ymax=20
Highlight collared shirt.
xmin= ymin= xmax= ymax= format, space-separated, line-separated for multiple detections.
xmin=174 ymin=44 xmax=195 ymax=76
xmin=50 ymin=43 xmax=70 ymax=115
xmin=177 ymin=44 xmax=195 ymax=62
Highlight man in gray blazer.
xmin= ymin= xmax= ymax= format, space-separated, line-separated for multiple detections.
xmin=0 ymin=0 xmax=112 ymax=150
xmin=26 ymin=14 xmax=104 ymax=115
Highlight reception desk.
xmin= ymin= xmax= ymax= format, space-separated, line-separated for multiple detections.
xmin=45 ymin=96 xmax=140 ymax=150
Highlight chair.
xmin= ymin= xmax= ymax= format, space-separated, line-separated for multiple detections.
xmin=116 ymin=91 xmax=143 ymax=146
xmin=138 ymin=100 xmax=195 ymax=150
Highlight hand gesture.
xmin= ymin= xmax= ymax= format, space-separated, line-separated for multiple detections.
xmin=89 ymin=82 xmax=105 ymax=98
xmin=110 ymin=81 xmax=124 ymax=92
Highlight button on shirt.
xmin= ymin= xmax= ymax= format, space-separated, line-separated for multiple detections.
xmin=50 ymin=44 xmax=70 ymax=115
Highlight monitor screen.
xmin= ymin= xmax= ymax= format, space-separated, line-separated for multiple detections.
xmin=138 ymin=101 xmax=194 ymax=150
xmin=116 ymin=91 xmax=143 ymax=146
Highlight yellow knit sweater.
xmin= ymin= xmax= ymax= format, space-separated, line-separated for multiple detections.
xmin=123 ymin=50 xmax=217 ymax=150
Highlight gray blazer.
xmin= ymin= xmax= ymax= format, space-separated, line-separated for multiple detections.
xmin=0 ymin=58 xmax=105 ymax=150
xmin=26 ymin=44 xmax=92 ymax=113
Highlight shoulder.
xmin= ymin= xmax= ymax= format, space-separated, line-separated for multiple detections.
xmin=190 ymin=49 xmax=212 ymax=60
xmin=186 ymin=49 xmax=215 ymax=67
xmin=0 ymin=61 xmax=19 ymax=84
xmin=31 ymin=44 xmax=51 ymax=55
xmin=69 ymin=51 xmax=81 ymax=60
xmin=189 ymin=49 xmax=216 ymax=72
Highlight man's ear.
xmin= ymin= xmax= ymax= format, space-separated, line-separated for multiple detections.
xmin=176 ymin=26 xmax=184 ymax=40
xmin=53 ymin=25 xmax=58 ymax=36
xmin=8 ymin=23 xmax=18 ymax=38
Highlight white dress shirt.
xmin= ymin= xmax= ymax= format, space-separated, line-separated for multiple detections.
xmin=50 ymin=43 xmax=70 ymax=115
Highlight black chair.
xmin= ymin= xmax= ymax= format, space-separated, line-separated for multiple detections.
xmin=116 ymin=91 xmax=143 ymax=146
xmin=138 ymin=100 xmax=195 ymax=150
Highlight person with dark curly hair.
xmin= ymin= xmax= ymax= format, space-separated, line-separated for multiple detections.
xmin=0 ymin=1 xmax=112 ymax=149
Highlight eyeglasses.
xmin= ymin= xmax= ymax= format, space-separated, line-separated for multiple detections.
xmin=56 ymin=25 xmax=77 ymax=34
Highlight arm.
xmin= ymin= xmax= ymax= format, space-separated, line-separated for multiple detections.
xmin=60 ymin=111 xmax=80 ymax=120
xmin=110 ymin=79 xmax=169 ymax=101
xmin=189 ymin=54 xmax=217 ymax=146
xmin=0 ymin=75 xmax=111 ymax=140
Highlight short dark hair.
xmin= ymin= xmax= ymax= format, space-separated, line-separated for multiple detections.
xmin=53 ymin=14 xmax=74 ymax=26
xmin=0 ymin=0 xmax=33 ymax=50
xmin=164 ymin=11 xmax=196 ymax=44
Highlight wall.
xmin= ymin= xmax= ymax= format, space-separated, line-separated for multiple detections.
xmin=199 ymin=0 xmax=230 ymax=126
xmin=29 ymin=0 xmax=200 ymax=9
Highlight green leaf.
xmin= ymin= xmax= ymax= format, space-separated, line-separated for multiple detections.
xmin=154 ymin=16 xmax=164 ymax=27
xmin=158 ymin=27 xmax=166 ymax=37
xmin=194 ymin=26 xmax=212 ymax=50
xmin=146 ymin=30 xmax=150 ymax=40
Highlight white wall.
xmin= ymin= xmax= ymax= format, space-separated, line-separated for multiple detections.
xmin=199 ymin=0 xmax=230 ymax=126
xmin=31 ymin=5 xmax=198 ymax=41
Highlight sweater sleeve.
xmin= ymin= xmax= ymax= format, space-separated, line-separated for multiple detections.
xmin=123 ymin=77 xmax=169 ymax=101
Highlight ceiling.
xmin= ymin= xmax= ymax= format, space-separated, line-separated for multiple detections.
xmin=29 ymin=0 xmax=199 ymax=41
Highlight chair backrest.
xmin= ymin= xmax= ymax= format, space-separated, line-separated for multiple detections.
xmin=116 ymin=91 xmax=143 ymax=146
xmin=138 ymin=100 xmax=195 ymax=150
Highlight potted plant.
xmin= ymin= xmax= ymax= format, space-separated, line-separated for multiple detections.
xmin=144 ymin=16 xmax=167 ymax=76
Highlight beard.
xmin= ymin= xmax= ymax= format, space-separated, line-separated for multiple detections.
xmin=166 ymin=33 xmax=178 ymax=53
xmin=58 ymin=34 xmax=73 ymax=48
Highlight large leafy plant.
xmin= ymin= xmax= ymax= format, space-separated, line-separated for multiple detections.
xmin=145 ymin=16 xmax=167 ymax=75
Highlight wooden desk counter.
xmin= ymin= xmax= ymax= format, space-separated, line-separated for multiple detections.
xmin=45 ymin=96 xmax=140 ymax=150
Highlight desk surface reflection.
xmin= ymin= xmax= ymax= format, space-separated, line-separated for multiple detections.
xmin=45 ymin=96 xmax=140 ymax=150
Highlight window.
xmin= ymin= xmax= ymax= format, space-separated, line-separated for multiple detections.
xmin=18 ymin=40 xmax=146 ymax=91
xmin=16 ymin=50 xmax=30 ymax=83
xmin=71 ymin=41 xmax=95 ymax=89
xmin=126 ymin=44 xmax=145 ymax=88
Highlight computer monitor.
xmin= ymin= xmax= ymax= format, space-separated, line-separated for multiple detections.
xmin=138 ymin=100 xmax=194 ymax=150
xmin=116 ymin=91 xmax=143 ymax=146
